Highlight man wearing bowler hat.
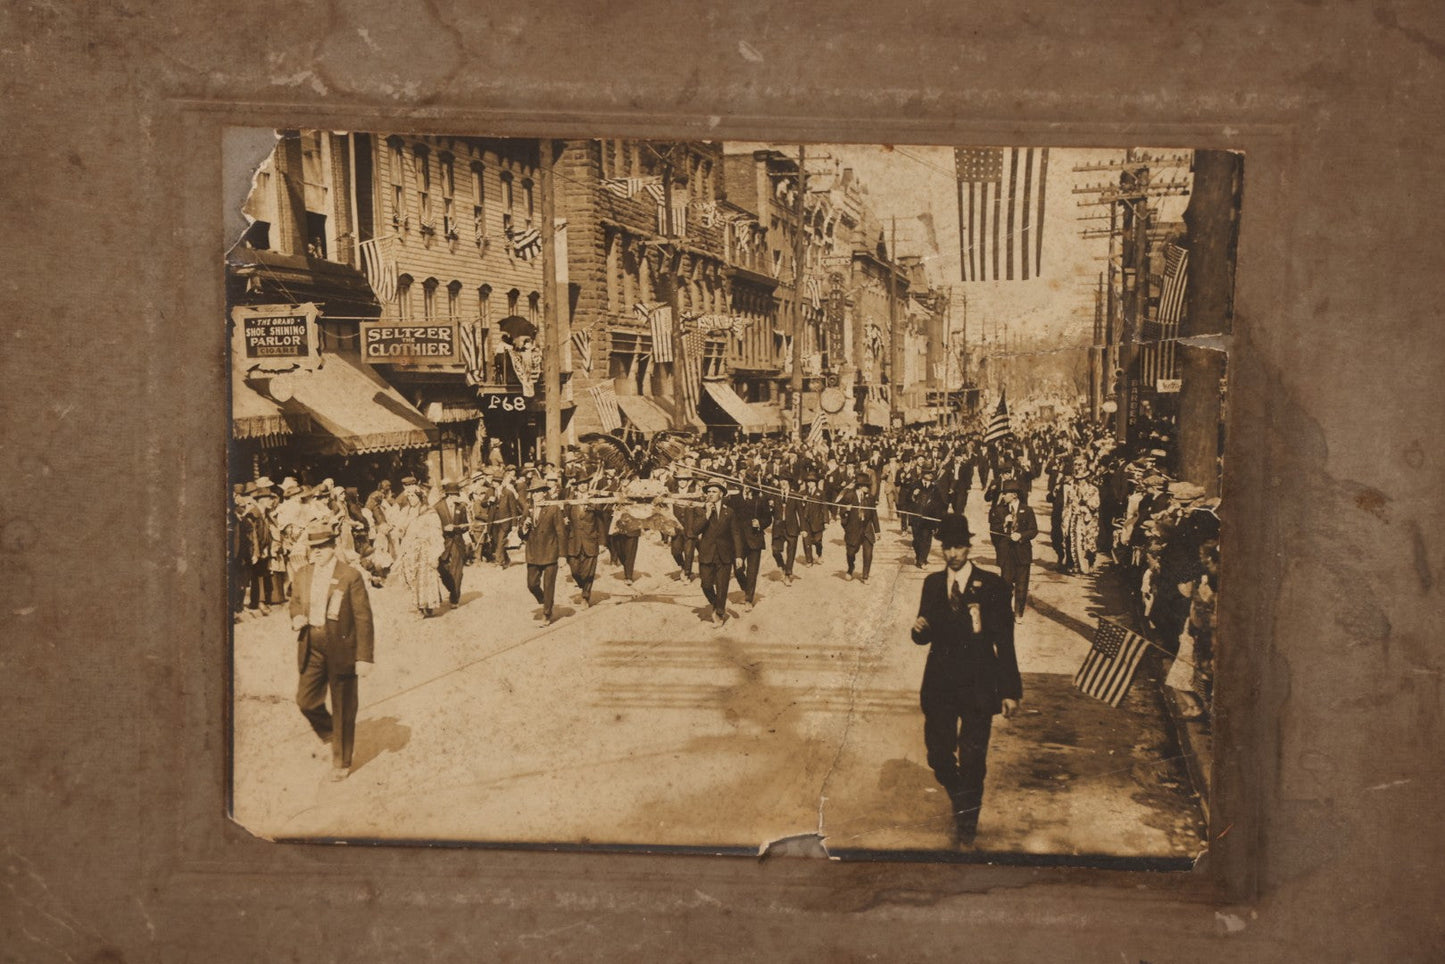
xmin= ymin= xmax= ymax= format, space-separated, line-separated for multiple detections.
xmin=695 ymin=478 xmax=742 ymax=626
xmin=290 ymin=521 xmax=375 ymax=781
xmin=520 ymin=476 xmax=568 ymax=622
xmin=910 ymin=514 xmax=1021 ymax=847
xmin=839 ymin=472 xmax=880 ymax=583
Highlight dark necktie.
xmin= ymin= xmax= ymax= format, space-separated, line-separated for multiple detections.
xmin=950 ymin=577 xmax=963 ymax=612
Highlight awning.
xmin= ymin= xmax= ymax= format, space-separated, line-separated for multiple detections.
xmin=286 ymin=354 xmax=438 ymax=454
xmin=905 ymin=407 xmax=937 ymax=425
xmin=233 ymin=376 xmax=293 ymax=441
xmin=863 ymin=399 xmax=891 ymax=428
xmin=703 ymin=381 xmax=772 ymax=433
xmin=425 ymin=400 xmax=483 ymax=424
xmin=615 ymin=393 xmax=673 ymax=435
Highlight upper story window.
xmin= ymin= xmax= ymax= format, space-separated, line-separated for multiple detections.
xmin=439 ymin=152 xmax=456 ymax=236
xmin=447 ymin=281 xmax=462 ymax=320
xmin=387 ymin=137 xmax=406 ymax=228
xmin=500 ymin=171 xmax=515 ymax=231
xmin=396 ymin=274 xmax=414 ymax=321
xmin=413 ymin=146 xmax=432 ymax=229
xmin=521 ymin=178 xmax=535 ymax=227
xmin=469 ymin=162 xmax=486 ymax=236
xmin=423 ymin=278 xmax=439 ymax=320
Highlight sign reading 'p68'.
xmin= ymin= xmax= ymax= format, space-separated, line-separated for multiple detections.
xmin=360 ymin=323 xmax=457 ymax=362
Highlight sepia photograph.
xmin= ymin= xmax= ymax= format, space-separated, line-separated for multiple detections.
xmin=227 ymin=132 xmax=1238 ymax=862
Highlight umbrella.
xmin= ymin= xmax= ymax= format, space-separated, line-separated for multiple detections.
xmin=498 ymin=315 xmax=537 ymax=341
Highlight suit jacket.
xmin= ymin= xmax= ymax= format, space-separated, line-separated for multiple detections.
xmin=839 ymin=490 xmax=881 ymax=546
xmin=800 ymin=489 xmax=829 ymax=532
xmin=566 ymin=503 xmax=605 ymax=558
xmin=911 ymin=565 xmax=1021 ymax=714
xmin=695 ymin=504 xmax=742 ymax=565
xmin=770 ymin=492 xmax=803 ymax=539
xmin=908 ymin=486 xmax=949 ymax=526
xmin=988 ymin=502 xmax=1039 ymax=565
xmin=290 ymin=560 xmax=375 ymax=674
xmin=521 ymin=503 xmax=568 ymax=565
xmin=729 ymin=493 xmax=773 ymax=551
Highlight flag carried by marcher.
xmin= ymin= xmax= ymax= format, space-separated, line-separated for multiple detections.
xmin=984 ymin=390 xmax=1013 ymax=444
xmin=1074 ymin=618 xmax=1151 ymax=708
xmin=358 ymin=236 xmax=398 ymax=303
xmin=955 ymin=147 xmax=1049 ymax=282
xmin=589 ymin=383 xmax=622 ymax=433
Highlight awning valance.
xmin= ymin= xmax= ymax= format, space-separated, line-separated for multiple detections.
xmin=615 ymin=394 xmax=673 ymax=435
xmin=702 ymin=381 xmax=772 ymax=433
xmin=233 ymin=378 xmax=293 ymax=441
xmin=287 ymin=354 xmax=438 ymax=454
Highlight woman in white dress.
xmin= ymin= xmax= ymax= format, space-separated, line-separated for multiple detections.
xmin=395 ymin=487 xmax=445 ymax=617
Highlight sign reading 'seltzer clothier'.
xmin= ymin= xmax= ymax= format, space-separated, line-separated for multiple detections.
xmin=360 ymin=322 xmax=457 ymax=363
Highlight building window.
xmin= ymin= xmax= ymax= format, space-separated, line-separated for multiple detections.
xmin=413 ymin=145 xmax=432 ymax=230
xmin=470 ymin=162 xmax=486 ymax=239
xmin=423 ymin=277 xmax=438 ymax=320
xmin=439 ymin=152 xmax=456 ymax=237
xmin=396 ymin=274 xmax=413 ymax=321
xmin=447 ymin=280 xmax=462 ymax=320
xmin=507 ymin=288 xmax=520 ymax=316
xmin=479 ymin=284 xmax=494 ymax=366
xmin=387 ymin=137 xmax=406 ymax=228
xmin=527 ymin=291 xmax=540 ymax=325
xmin=500 ymin=171 xmax=514 ymax=231
xmin=521 ymin=178 xmax=534 ymax=226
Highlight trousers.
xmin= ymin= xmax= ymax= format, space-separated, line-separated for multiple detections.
xmin=526 ymin=562 xmax=558 ymax=617
xmin=734 ymin=548 xmax=762 ymax=603
xmin=922 ymin=704 xmax=994 ymax=838
xmin=296 ymin=638 xmax=359 ymax=770
xmin=698 ymin=560 xmax=732 ymax=616
xmin=845 ymin=540 xmax=874 ymax=579
xmin=568 ymin=552 xmax=597 ymax=601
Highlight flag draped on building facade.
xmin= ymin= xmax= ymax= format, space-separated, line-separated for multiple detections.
xmin=806 ymin=412 xmax=829 ymax=447
xmin=458 ymin=320 xmax=483 ymax=386
xmin=1157 ymin=242 xmax=1190 ymax=324
xmin=358 ymin=236 xmax=398 ymax=303
xmin=601 ymin=176 xmax=659 ymax=199
xmin=1074 ymin=619 xmax=1152 ymax=708
xmin=589 ymin=383 xmax=622 ymax=433
xmin=677 ymin=329 xmax=706 ymax=424
xmin=571 ymin=328 xmax=593 ymax=372
xmin=984 ymin=391 xmax=1013 ymax=443
xmin=507 ymin=225 xmax=543 ymax=261
xmin=637 ymin=304 xmax=676 ymax=363
xmin=955 ymin=147 xmax=1050 ymax=282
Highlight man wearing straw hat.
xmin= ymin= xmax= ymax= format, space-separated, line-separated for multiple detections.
xmin=290 ymin=520 xmax=375 ymax=781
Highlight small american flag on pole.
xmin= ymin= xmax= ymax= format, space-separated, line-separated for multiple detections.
xmin=983 ymin=391 xmax=1012 ymax=444
xmin=589 ymin=383 xmax=622 ymax=433
xmin=1074 ymin=619 xmax=1152 ymax=708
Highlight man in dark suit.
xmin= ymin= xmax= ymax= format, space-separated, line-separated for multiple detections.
xmin=521 ymin=477 xmax=569 ymax=622
xmin=695 ymin=479 xmax=742 ymax=625
xmin=769 ymin=475 xmax=803 ymax=585
xmin=839 ymin=473 xmax=880 ymax=583
xmin=668 ymin=469 xmax=704 ymax=581
xmin=910 ymin=515 xmax=1022 ymax=847
xmin=729 ymin=474 xmax=773 ymax=608
xmin=799 ymin=472 xmax=829 ymax=565
xmin=565 ymin=479 xmax=605 ymax=607
xmin=907 ymin=467 xmax=949 ymax=569
xmin=988 ymin=479 xmax=1040 ymax=621
xmin=434 ymin=480 xmax=469 ymax=606
xmin=289 ymin=521 xmax=376 ymax=781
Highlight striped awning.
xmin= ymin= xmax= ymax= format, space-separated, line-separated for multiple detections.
xmin=702 ymin=381 xmax=772 ymax=433
xmin=288 ymin=354 xmax=439 ymax=455
xmin=615 ymin=393 xmax=673 ymax=435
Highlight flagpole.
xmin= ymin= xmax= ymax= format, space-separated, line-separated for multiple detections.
xmin=541 ymin=139 xmax=562 ymax=467
xmin=790 ymin=144 xmax=807 ymax=442
xmin=663 ymin=150 xmax=687 ymax=431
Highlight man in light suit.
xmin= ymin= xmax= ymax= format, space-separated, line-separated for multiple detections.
xmin=290 ymin=521 xmax=375 ymax=781
xmin=521 ymin=476 xmax=569 ymax=622
xmin=910 ymin=515 xmax=1022 ymax=847
xmin=695 ymin=479 xmax=742 ymax=626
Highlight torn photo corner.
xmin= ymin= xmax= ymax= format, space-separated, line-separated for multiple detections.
xmin=226 ymin=132 xmax=1237 ymax=865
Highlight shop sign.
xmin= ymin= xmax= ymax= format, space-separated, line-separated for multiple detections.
xmin=483 ymin=393 xmax=529 ymax=413
xmin=361 ymin=322 xmax=457 ymax=362
xmin=1156 ymin=378 xmax=1182 ymax=394
xmin=232 ymin=303 xmax=320 ymax=373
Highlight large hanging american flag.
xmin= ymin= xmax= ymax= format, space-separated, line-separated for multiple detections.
xmin=955 ymin=147 xmax=1049 ymax=282
xmin=458 ymin=319 xmax=483 ymax=386
xmin=983 ymin=391 xmax=1013 ymax=443
xmin=589 ymin=382 xmax=622 ymax=433
xmin=677 ymin=329 xmax=706 ymax=424
xmin=1074 ymin=618 xmax=1152 ymax=708
xmin=358 ymin=236 xmax=398 ymax=303
xmin=649 ymin=305 xmax=675 ymax=364
xmin=1157 ymin=242 xmax=1190 ymax=324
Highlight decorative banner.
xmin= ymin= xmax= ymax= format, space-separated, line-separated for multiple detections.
xmin=231 ymin=303 xmax=320 ymax=374
xmin=360 ymin=322 xmax=458 ymax=362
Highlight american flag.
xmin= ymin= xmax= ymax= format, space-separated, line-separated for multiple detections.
xmin=601 ymin=176 xmax=656 ymax=199
xmin=677 ymin=329 xmax=706 ymax=424
xmin=458 ymin=319 xmax=482 ymax=385
xmin=358 ymin=236 xmax=398 ymax=303
xmin=649 ymin=305 xmax=675 ymax=364
xmin=806 ymin=412 xmax=829 ymax=447
xmin=984 ymin=391 xmax=1012 ymax=444
xmin=955 ymin=147 xmax=1049 ymax=282
xmin=1074 ymin=618 xmax=1152 ymax=708
xmin=589 ymin=383 xmax=622 ymax=433
xmin=507 ymin=225 xmax=543 ymax=261
xmin=571 ymin=328 xmax=593 ymax=372
xmin=1157 ymin=242 xmax=1190 ymax=324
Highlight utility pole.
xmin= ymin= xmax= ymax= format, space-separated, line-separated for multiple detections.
xmin=887 ymin=215 xmax=901 ymax=423
xmin=789 ymin=144 xmax=808 ymax=441
xmin=661 ymin=149 xmax=688 ymax=431
xmin=540 ymin=139 xmax=562 ymax=467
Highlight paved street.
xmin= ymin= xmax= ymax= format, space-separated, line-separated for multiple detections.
xmin=232 ymin=484 xmax=1207 ymax=859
